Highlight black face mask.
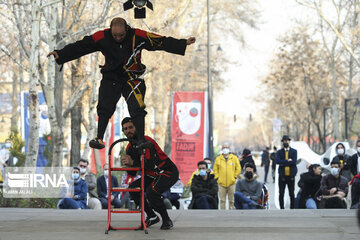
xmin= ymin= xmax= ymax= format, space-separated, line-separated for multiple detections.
xmin=245 ymin=171 xmax=253 ymax=179
xmin=283 ymin=143 xmax=289 ymax=148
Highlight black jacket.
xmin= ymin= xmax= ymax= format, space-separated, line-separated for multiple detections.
xmin=349 ymin=153 xmax=359 ymax=176
xmin=97 ymin=175 xmax=120 ymax=199
xmin=276 ymin=148 xmax=298 ymax=177
xmin=241 ymin=155 xmax=257 ymax=173
xmin=261 ymin=150 xmax=270 ymax=166
xmin=55 ymin=27 xmax=187 ymax=79
xmin=126 ymin=136 xmax=178 ymax=178
xmin=189 ymin=173 xmax=218 ymax=209
xmin=298 ymin=172 xmax=322 ymax=208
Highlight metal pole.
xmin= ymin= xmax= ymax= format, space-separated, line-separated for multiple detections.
xmin=345 ymin=99 xmax=348 ymax=140
xmin=207 ymin=0 xmax=214 ymax=160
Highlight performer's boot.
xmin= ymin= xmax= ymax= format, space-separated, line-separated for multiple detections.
xmin=89 ymin=137 xmax=105 ymax=149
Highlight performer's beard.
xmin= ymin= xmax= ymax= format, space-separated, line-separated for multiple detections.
xmin=126 ymin=131 xmax=138 ymax=140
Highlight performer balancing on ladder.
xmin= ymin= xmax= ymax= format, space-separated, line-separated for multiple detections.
xmin=47 ymin=17 xmax=196 ymax=149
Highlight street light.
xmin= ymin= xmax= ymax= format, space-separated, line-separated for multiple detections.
xmin=344 ymin=97 xmax=360 ymax=140
xmin=323 ymin=107 xmax=331 ymax=150
xmin=123 ymin=0 xmax=153 ymax=18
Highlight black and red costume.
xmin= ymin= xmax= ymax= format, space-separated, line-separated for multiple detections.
xmin=126 ymin=136 xmax=179 ymax=222
xmin=54 ymin=25 xmax=188 ymax=141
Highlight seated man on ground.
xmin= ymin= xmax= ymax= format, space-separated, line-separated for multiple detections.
xmin=78 ymin=158 xmax=102 ymax=210
xmin=58 ymin=167 xmax=88 ymax=209
xmin=188 ymin=157 xmax=213 ymax=186
xmin=97 ymin=163 xmax=122 ymax=209
xmin=320 ymin=160 xmax=348 ymax=209
xmin=298 ymin=164 xmax=322 ymax=209
xmin=188 ymin=161 xmax=218 ymax=209
xmin=234 ymin=163 xmax=264 ymax=209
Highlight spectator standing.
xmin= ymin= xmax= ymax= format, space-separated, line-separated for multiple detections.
xmin=298 ymin=164 xmax=322 ymax=209
xmin=320 ymin=160 xmax=348 ymax=209
xmin=189 ymin=161 xmax=218 ymax=209
xmin=213 ymin=145 xmax=241 ymax=210
xmin=270 ymin=146 xmax=277 ymax=183
xmin=276 ymin=135 xmax=298 ymax=209
xmin=78 ymin=159 xmax=102 ymax=210
xmin=97 ymin=163 xmax=122 ymax=209
xmin=241 ymin=148 xmax=257 ymax=173
xmin=261 ymin=147 xmax=270 ymax=183
xmin=234 ymin=163 xmax=264 ymax=209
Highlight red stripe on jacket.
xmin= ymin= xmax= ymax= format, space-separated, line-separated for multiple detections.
xmin=92 ymin=30 xmax=106 ymax=42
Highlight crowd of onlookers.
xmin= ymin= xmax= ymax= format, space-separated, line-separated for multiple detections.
xmin=1 ymin=137 xmax=359 ymax=214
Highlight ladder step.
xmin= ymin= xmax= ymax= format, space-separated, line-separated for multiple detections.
xmin=111 ymin=167 xmax=141 ymax=171
xmin=112 ymin=187 xmax=141 ymax=192
xmin=111 ymin=209 xmax=141 ymax=214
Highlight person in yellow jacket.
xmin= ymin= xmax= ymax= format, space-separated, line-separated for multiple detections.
xmin=213 ymin=145 xmax=241 ymax=209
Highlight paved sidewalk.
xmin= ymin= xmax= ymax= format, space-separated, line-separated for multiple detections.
xmin=0 ymin=208 xmax=358 ymax=240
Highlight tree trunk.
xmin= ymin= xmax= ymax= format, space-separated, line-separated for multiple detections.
xmin=25 ymin=0 xmax=41 ymax=168
xmin=70 ymin=59 xmax=82 ymax=166
xmin=11 ymin=71 xmax=18 ymax=131
xmin=82 ymin=55 xmax=98 ymax=161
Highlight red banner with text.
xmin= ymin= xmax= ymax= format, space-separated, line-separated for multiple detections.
xmin=171 ymin=92 xmax=208 ymax=185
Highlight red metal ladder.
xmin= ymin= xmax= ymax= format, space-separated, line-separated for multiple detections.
xmin=105 ymin=138 xmax=148 ymax=234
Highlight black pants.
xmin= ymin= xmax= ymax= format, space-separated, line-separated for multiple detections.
xmin=129 ymin=168 xmax=179 ymax=221
xmin=279 ymin=176 xmax=295 ymax=209
xmin=264 ymin=164 xmax=269 ymax=183
xmin=96 ymin=74 xmax=146 ymax=140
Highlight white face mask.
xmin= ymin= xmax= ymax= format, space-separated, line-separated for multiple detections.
xmin=337 ymin=148 xmax=344 ymax=155
xmin=222 ymin=148 xmax=230 ymax=155
xmin=80 ymin=168 xmax=87 ymax=174
xmin=357 ymin=147 xmax=360 ymax=153
xmin=104 ymin=170 xmax=109 ymax=177
xmin=330 ymin=167 xmax=339 ymax=176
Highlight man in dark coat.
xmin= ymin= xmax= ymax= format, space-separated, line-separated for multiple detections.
xmin=261 ymin=147 xmax=270 ymax=183
xmin=97 ymin=163 xmax=121 ymax=209
xmin=189 ymin=161 xmax=218 ymax=209
xmin=320 ymin=160 xmax=348 ymax=209
xmin=276 ymin=135 xmax=297 ymax=209
xmin=47 ymin=17 xmax=196 ymax=149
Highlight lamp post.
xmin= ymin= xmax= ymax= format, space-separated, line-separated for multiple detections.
xmin=323 ymin=107 xmax=331 ymax=150
xmin=345 ymin=97 xmax=360 ymax=140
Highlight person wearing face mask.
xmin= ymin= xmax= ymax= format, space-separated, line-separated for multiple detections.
xmin=58 ymin=167 xmax=88 ymax=209
xmin=298 ymin=164 xmax=322 ymax=209
xmin=332 ymin=143 xmax=351 ymax=182
xmin=47 ymin=17 xmax=196 ymax=150
xmin=77 ymin=159 xmax=102 ymax=210
xmin=188 ymin=157 xmax=214 ymax=186
xmin=276 ymin=135 xmax=298 ymax=209
xmin=320 ymin=160 xmax=348 ymax=209
xmin=234 ymin=163 xmax=264 ymax=209
xmin=213 ymin=144 xmax=241 ymax=210
xmin=97 ymin=163 xmax=122 ymax=209
xmin=349 ymin=140 xmax=360 ymax=209
xmin=188 ymin=161 xmax=218 ymax=209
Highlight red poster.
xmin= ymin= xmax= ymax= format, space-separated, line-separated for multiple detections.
xmin=171 ymin=92 xmax=208 ymax=184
